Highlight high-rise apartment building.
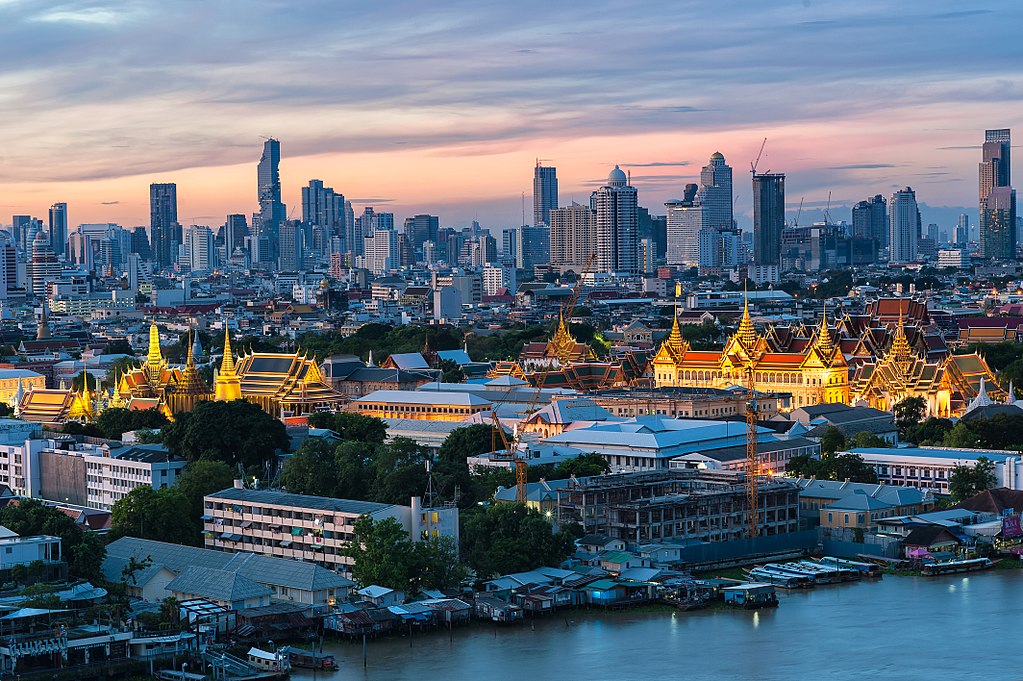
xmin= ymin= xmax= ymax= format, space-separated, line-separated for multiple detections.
xmin=516 ymin=225 xmax=551 ymax=273
xmin=665 ymin=184 xmax=701 ymax=267
xmin=184 ymin=225 xmax=215 ymax=272
xmin=256 ymin=138 xmax=286 ymax=264
xmin=889 ymin=187 xmax=921 ymax=264
xmin=593 ymin=166 xmax=639 ymax=273
xmin=979 ymin=128 xmax=1015 ymax=259
xmin=956 ymin=213 xmax=970 ymax=246
xmin=363 ymin=228 xmax=401 ymax=275
xmin=752 ymin=173 xmax=785 ymax=268
xmin=550 ymin=203 xmax=596 ymax=271
xmin=11 ymin=216 xmax=31 ymax=250
xmin=149 ymin=183 xmax=179 ymax=269
xmin=223 ymin=214 xmax=248 ymax=258
xmin=29 ymin=231 xmax=58 ymax=298
xmin=48 ymin=203 xmax=67 ymax=259
xmin=533 ymin=162 xmax=558 ymax=226
xmin=278 ymin=220 xmax=304 ymax=272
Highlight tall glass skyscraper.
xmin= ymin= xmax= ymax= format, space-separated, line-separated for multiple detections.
xmin=256 ymin=138 xmax=286 ymax=265
xmin=48 ymin=202 xmax=67 ymax=259
xmin=149 ymin=183 xmax=179 ymax=269
xmin=979 ymin=128 xmax=1015 ymax=259
xmin=752 ymin=172 xmax=785 ymax=267
xmin=533 ymin=162 xmax=558 ymax=226
xmin=593 ymin=165 xmax=639 ymax=273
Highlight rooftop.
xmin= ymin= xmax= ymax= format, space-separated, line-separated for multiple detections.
xmin=207 ymin=487 xmax=399 ymax=515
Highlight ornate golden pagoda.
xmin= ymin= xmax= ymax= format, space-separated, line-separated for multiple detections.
xmin=167 ymin=328 xmax=212 ymax=413
xmin=214 ymin=327 xmax=242 ymax=402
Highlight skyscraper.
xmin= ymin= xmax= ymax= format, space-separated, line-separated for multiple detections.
xmin=889 ymin=187 xmax=920 ymax=264
xmin=593 ymin=165 xmax=639 ymax=273
xmin=979 ymin=128 xmax=1015 ymax=259
xmin=130 ymin=226 xmax=153 ymax=262
xmin=149 ymin=183 xmax=179 ymax=269
xmin=516 ymin=225 xmax=551 ymax=273
xmin=48 ymin=203 xmax=67 ymax=258
xmin=699 ymin=153 xmax=733 ymax=232
xmin=404 ymin=214 xmax=440 ymax=251
xmin=256 ymin=138 xmax=286 ymax=264
xmin=752 ymin=173 xmax=785 ymax=268
xmin=533 ymin=162 xmax=558 ymax=226
xmin=279 ymin=220 xmax=304 ymax=272
xmin=301 ymin=180 xmax=345 ymax=238
xmin=665 ymin=184 xmax=701 ymax=267
xmin=851 ymin=194 xmax=886 ymax=264
xmin=223 ymin=214 xmax=249 ymax=258
xmin=956 ymin=213 xmax=970 ymax=246
xmin=184 ymin=224 xmax=215 ymax=272
xmin=12 ymin=215 xmax=31 ymax=250
xmin=30 ymin=230 xmax=58 ymax=298
xmin=550 ymin=203 xmax=596 ymax=271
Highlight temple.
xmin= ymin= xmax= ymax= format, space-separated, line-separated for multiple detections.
xmin=489 ymin=313 xmax=646 ymax=390
xmin=650 ymin=296 xmax=1001 ymax=417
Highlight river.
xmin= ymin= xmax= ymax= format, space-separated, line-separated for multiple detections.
xmin=292 ymin=571 xmax=1022 ymax=681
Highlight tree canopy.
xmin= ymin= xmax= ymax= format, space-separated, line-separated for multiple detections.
xmin=342 ymin=516 xmax=463 ymax=593
xmin=893 ymin=397 xmax=927 ymax=433
xmin=460 ymin=504 xmax=575 ymax=580
xmin=95 ymin=407 xmax=169 ymax=440
xmin=949 ymin=457 xmax=996 ymax=502
xmin=162 ymin=399 xmax=289 ymax=474
xmin=110 ymin=486 xmax=197 ymax=545
xmin=306 ymin=412 xmax=387 ymax=444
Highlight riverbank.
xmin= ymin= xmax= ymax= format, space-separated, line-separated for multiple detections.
xmin=292 ymin=571 xmax=1023 ymax=681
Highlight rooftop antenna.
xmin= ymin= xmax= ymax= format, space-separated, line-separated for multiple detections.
xmin=424 ymin=459 xmax=436 ymax=508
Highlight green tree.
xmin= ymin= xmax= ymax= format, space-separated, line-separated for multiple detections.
xmin=342 ymin=516 xmax=463 ymax=593
xmin=120 ymin=555 xmax=153 ymax=588
xmin=948 ymin=456 xmax=997 ymax=502
xmin=71 ymin=371 xmax=100 ymax=392
xmin=547 ymin=453 xmax=610 ymax=479
xmin=893 ymin=396 xmax=927 ymax=432
xmin=103 ymin=339 xmax=137 ymax=356
xmin=903 ymin=418 xmax=954 ymax=445
xmin=280 ymin=439 xmax=345 ymax=497
xmin=175 ymin=459 xmax=236 ymax=524
xmin=819 ymin=426 xmax=847 ymax=456
xmin=847 ymin=431 xmax=888 ymax=449
xmin=95 ymin=407 xmax=169 ymax=440
xmin=460 ymin=504 xmax=574 ymax=579
xmin=438 ymin=424 xmax=504 ymax=464
xmin=162 ymin=399 xmax=289 ymax=472
xmin=111 ymin=486 xmax=197 ymax=545
xmin=0 ymin=499 xmax=104 ymax=581
xmin=371 ymin=437 xmax=430 ymax=505
xmin=439 ymin=359 xmax=465 ymax=384
xmin=306 ymin=412 xmax=387 ymax=444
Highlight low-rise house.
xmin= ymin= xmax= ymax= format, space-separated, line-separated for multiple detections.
xmin=167 ymin=567 xmax=272 ymax=612
xmin=902 ymin=526 xmax=961 ymax=557
xmin=104 ymin=537 xmax=354 ymax=613
xmin=793 ymin=479 xmax=935 ymax=525
xmin=357 ymin=585 xmax=404 ymax=608
xmin=474 ymin=595 xmax=523 ymax=623
xmin=0 ymin=529 xmax=64 ymax=581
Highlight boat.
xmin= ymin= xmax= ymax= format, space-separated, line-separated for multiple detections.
xmin=759 ymin=563 xmax=822 ymax=585
xmin=790 ymin=560 xmax=860 ymax=583
xmin=921 ymin=557 xmax=995 ymax=576
xmin=746 ymin=567 xmax=813 ymax=589
xmin=721 ymin=582 xmax=779 ymax=609
xmin=281 ymin=646 xmax=338 ymax=671
xmin=817 ymin=556 xmax=883 ymax=578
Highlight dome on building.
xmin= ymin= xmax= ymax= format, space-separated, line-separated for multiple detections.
xmin=33 ymin=230 xmax=48 ymax=245
xmin=710 ymin=151 xmax=725 ymax=161
xmin=607 ymin=165 xmax=627 ymax=186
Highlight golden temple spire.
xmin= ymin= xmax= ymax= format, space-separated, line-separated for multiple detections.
xmin=736 ymin=284 xmax=757 ymax=349
xmin=215 ymin=326 xmax=242 ymax=401
xmin=146 ymin=318 xmax=164 ymax=382
xmin=816 ymin=302 xmax=834 ymax=358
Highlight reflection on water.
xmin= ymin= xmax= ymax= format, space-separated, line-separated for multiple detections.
xmin=291 ymin=572 xmax=1023 ymax=681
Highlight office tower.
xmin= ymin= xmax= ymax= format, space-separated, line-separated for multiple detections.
xmin=223 ymin=214 xmax=249 ymax=258
xmin=979 ymin=129 xmax=1016 ymax=259
xmin=279 ymin=220 xmax=304 ymax=271
xmin=184 ymin=225 xmax=215 ymax=272
xmin=256 ymin=138 xmax=286 ymax=263
xmin=30 ymin=231 xmax=58 ymax=298
xmin=699 ymin=153 xmax=733 ymax=232
xmin=355 ymin=208 xmax=394 ymax=245
xmin=980 ymin=187 xmax=1017 ymax=260
xmin=640 ymin=238 xmax=656 ymax=274
xmin=926 ymin=223 xmax=939 ymax=244
xmin=852 ymin=194 xmax=887 ymax=246
xmin=48 ymin=203 xmax=67 ymax=258
xmin=363 ymin=228 xmax=400 ymax=275
xmin=533 ymin=162 xmax=558 ymax=226
xmin=11 ymin=216 xmax=31 ymax=250
xmin=301 ymin=180 xmax=345 ymax=237
xmin=550 ymin=203 xmax=596 ymax=271
xmin=956 ymin=213 xmax=970 ymax=246
xmin=129 ymin=226 xmax=153 ymax=262
xmin=752 ymin=172 xmax=785 ymax=268
xmin=149 ymin=183 xmax=179 ymax=269
xmin=343 ymin=201 xmax=355 ymax=252
xmin=1 ymin=240 xmax=16 ymax=291
xmin=516 ymin=225 xmax=551 ymax=273
xmin=593 ymin=165 xmax=639 ymax=273
xmin=404 ymin=214 xmax=440 ymax=252
xmin=665 ymin=184 xmax=701 ymax=267
xmin=889 ymin=187 xmax=921 ymax=264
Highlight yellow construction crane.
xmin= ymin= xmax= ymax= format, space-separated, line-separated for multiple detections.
xmin=745 ymin=363 xmax=759 ymax=538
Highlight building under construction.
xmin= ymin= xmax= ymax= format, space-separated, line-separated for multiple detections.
xmin=555 ymin=469 xmax=799 ymax=545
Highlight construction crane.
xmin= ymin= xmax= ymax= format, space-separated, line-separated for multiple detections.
xmin=794 ymin=197 xmax=804 ymax=227
xmin=492 ymin=252 xmax=596 ymax=503
xmin=750 ymin=137 xmax=768 ymax=176
xmin=745 ymin=363 xmax=759 ymax=539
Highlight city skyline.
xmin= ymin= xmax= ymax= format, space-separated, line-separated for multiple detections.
xmin=2 ymin=1 xmax=1022 ymax=229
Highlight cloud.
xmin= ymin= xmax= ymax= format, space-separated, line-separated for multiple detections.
xmin=826 ymin=163 xmax=899 ymax=170
xmin=99 ymin=200 xmax=119 ymax=205
xmin=622 ymin=161 xmax=691 ymax=168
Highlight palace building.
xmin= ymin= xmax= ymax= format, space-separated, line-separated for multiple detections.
xmin=650 ymin=296 xmax=1001 ymax=417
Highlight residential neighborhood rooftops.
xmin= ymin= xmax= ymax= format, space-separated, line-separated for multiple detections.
xmin=167 ymin=567 xmax=271 ymax=603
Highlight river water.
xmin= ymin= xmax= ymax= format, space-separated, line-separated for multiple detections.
xmin=293 ymin=571 xmax=1022 ymax=681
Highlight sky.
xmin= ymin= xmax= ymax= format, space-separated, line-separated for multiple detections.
xmin=2 ymin=0 xmax=1023 ymax=232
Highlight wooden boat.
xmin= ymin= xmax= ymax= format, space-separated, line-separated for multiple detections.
xmin=281 ymin=646 xmax=338 ymax=672
xmin=921 ymin=557 xmax=995 ymax=576
xmin=817 ymin=556 xmax=883 ymax=578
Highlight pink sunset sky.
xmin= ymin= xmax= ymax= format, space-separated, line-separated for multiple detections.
xmin=1 ymin=1 xmax=1021 ymax=231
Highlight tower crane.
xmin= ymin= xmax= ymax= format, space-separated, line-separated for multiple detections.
xmin=750 ymin=138 xmax=768 ymax=176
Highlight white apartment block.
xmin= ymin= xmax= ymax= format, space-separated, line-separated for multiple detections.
xmin=0 ymin=438 xmax=185 ymax=510
xmin=844 ymin=446 xmax=1023 ymax=495
xmin=204 ymin=486 xmax=458 ymax=575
